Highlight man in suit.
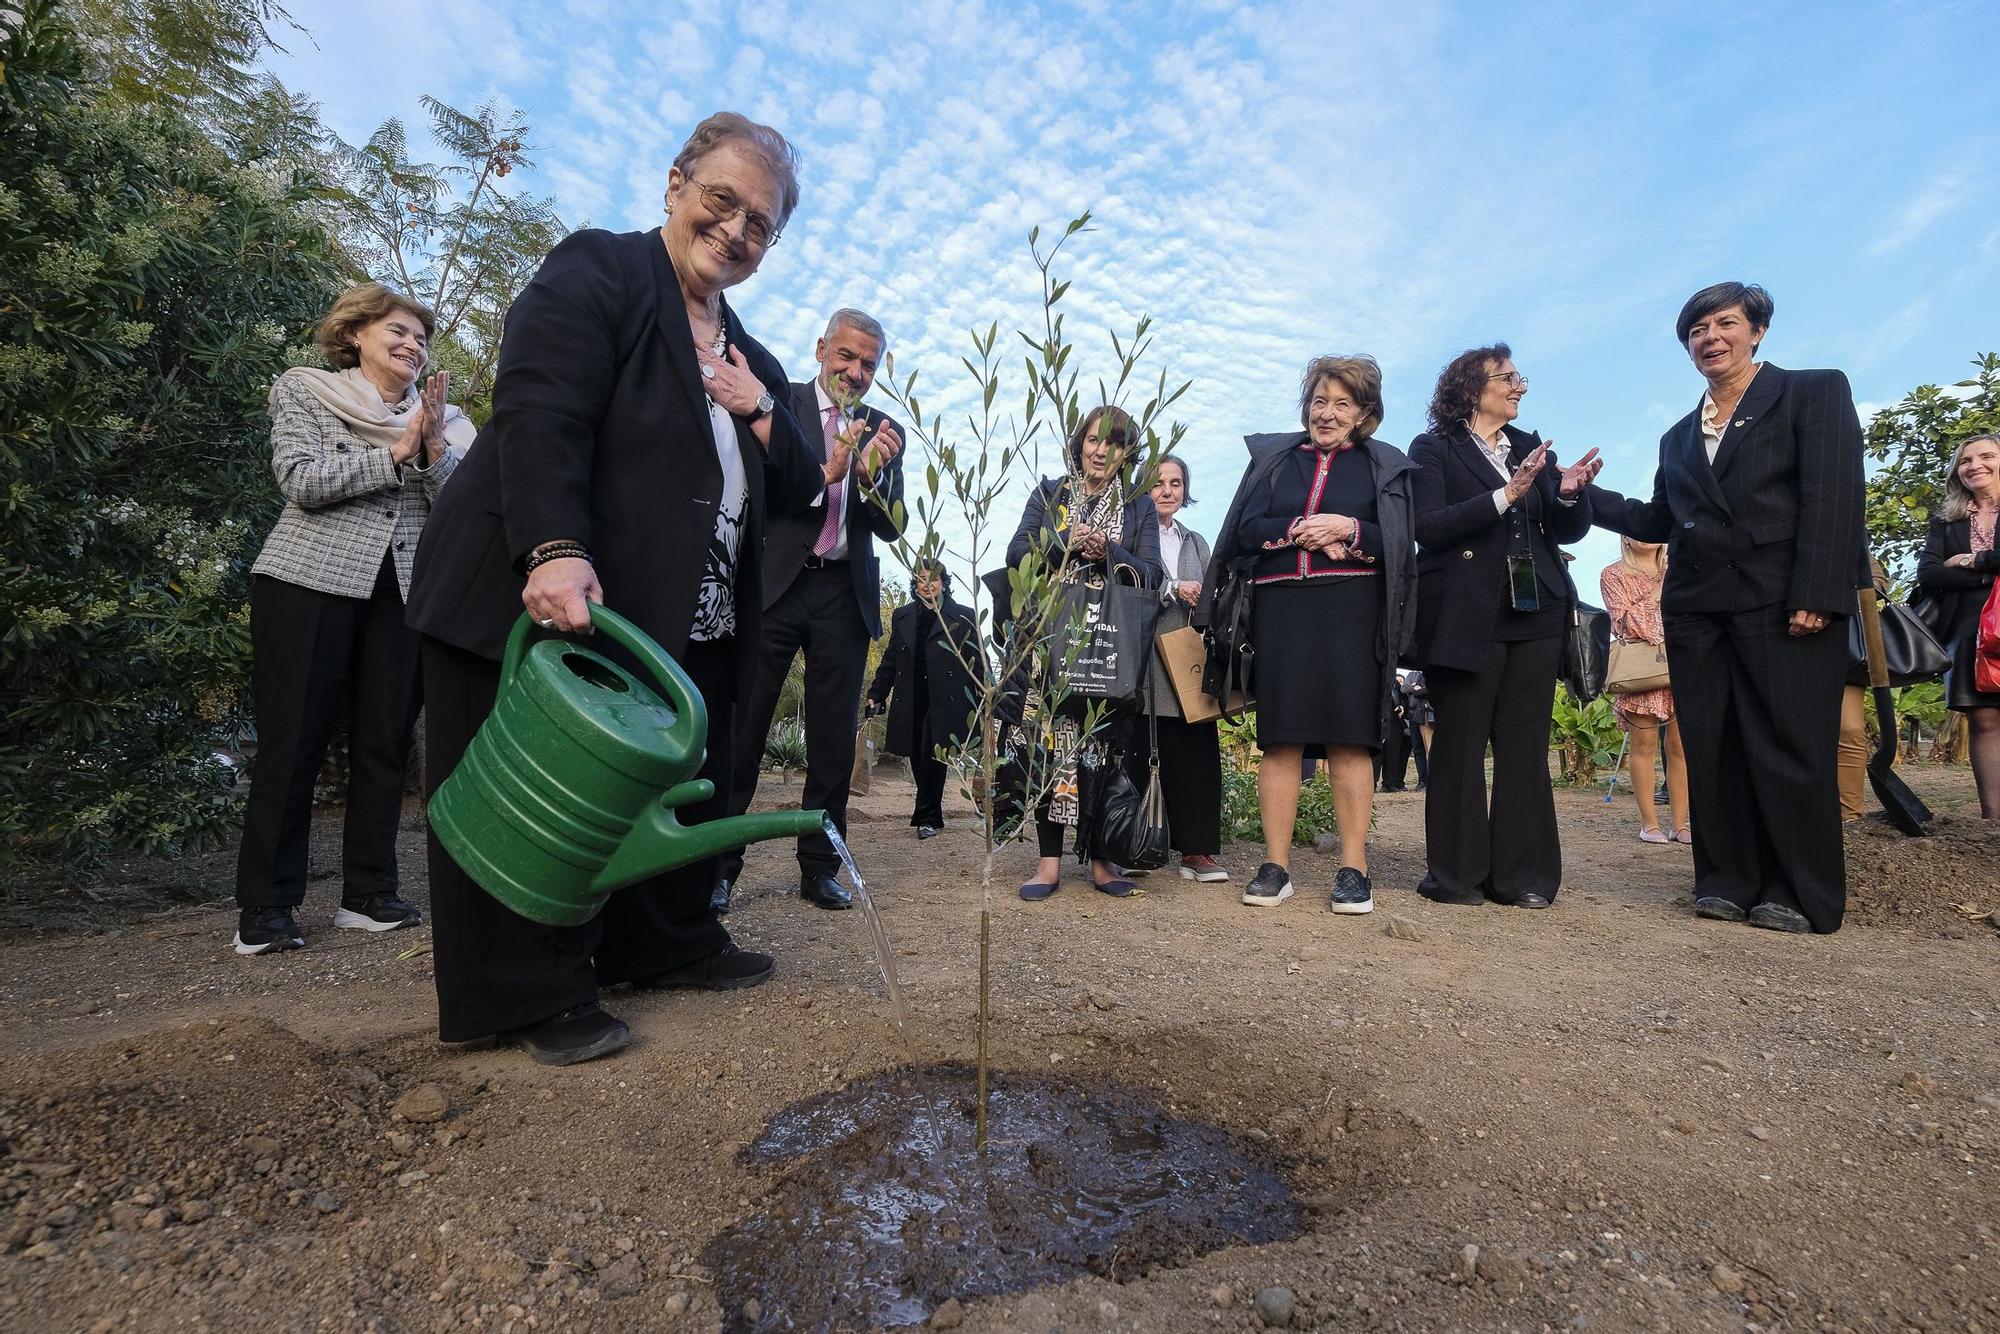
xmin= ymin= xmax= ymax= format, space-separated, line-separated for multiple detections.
xmin=1588 ymin=282 xmax=1865 ymax=934
xmin=714 ymin=309 xmax=906 ymax=912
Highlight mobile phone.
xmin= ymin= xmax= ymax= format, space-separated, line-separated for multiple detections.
xmin=1508 ymin=554 xmax=1540 ymax=612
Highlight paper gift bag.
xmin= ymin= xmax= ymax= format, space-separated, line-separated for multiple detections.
xmin=1154 ymin=625 xmax=1250 ymax=725
xmin=850 ymin=728 xmax=875 ymax=796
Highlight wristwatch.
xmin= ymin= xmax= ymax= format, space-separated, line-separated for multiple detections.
xmin=752 ymin=391 xmax=775 ymax=421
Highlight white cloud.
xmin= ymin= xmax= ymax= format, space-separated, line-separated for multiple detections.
xmin=1867 ymin=164 xmax=1973 ymax=257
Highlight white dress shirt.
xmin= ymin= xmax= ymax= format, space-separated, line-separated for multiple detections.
xmin=1158 ymin=518 xmax=1186 ymax=585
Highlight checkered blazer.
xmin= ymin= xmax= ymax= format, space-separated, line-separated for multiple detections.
xmin=250 ymin=375 xmax=461 ymax=600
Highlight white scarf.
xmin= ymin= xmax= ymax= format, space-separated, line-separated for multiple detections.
xmin=273 ymin=366 xmax=476 ymax=453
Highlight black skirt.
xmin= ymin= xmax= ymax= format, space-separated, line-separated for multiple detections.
xmin=1251 ymin=577 xmax=1385 ymax=753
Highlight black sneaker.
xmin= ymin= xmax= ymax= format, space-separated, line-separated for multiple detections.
xmin=1329 ymin=867 xmax=1374 ymax=915
xmin=1241 ymin=862 xmax=1294 ymax=907
xmin=504 ymin=1003 xmax=631 ymax=1066
xmin=234 ymin=907 xmax=305 ymax=955
xmin=334 ymin=893 xmax=422 ymax=932
xmin=634 ymin=943 xmax=776 ymax=991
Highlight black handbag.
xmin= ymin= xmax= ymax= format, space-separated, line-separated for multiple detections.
xmin=1091 ymin=711 xmax=1171 ymax=870
xmin=1846 ymin=599 xmax=1950 ymax=687
xmin=1047 ymin=562 xmax=1157 ymax=710
xmin=1560 ymin=579 xmax=1611 ymax=701
xmin=1200 ymin=556 xmax=1256 ymax=717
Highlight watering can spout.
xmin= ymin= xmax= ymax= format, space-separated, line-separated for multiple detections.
xmin=591 ymin=785 xmax=828 ymax=896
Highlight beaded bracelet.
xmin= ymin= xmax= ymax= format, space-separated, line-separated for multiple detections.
xmin=524 ymin=542 xmax=591 ymax=573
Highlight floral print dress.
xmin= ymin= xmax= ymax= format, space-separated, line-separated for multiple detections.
xmin=1599 ymin=562 xmax=1674 ymax=727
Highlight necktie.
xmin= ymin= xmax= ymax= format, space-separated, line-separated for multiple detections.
xmin=813 ymin=405 xmax=845 ymax=557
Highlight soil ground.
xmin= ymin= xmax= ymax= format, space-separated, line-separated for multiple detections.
xmin=1 ymin=761 xmax=1996 ymax=1333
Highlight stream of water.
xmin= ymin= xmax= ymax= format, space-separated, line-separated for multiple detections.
xmin=823 ymin=819 xmax=913 ymax=1055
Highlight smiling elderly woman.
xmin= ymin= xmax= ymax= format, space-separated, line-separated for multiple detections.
xmin=405 ymin=112 xmax=824 ymax=1065
xmin=234 ymin=282 xmax=472 ymax=958
xmin=1206 ymin=355 xmax=1416 ymax=916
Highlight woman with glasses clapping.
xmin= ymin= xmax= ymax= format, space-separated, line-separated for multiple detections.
xmin=1410 ymin=346 xmax=1598 ymax=912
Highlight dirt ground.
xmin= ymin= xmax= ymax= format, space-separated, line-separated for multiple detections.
xmin=1 ymin=761 xmax=1996 ymax=1333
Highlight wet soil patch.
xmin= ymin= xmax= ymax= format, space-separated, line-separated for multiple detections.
xmin=704 ymin=1064 xmax=1302 ymax=1331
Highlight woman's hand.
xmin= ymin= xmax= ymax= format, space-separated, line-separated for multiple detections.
xmin=1176 ymin=579 xmax=1201 ymax=607
xmin=390 ymin=404 xmax=426 ymax=465
xmin=523 ymin=556 xmax=603 ymax=634
xmin=1503 ymin=444 xmax=1551 ymax=505
xmin=1787 ymin=608 xmax=1830 ymax=637
xmin=1071 ymin=525 xmax=1108 ymax=561
xmin=1553 ymin=443 xmax=1602 ymax=498
xmin=1294 ymin=513 xmax=1356 ymax=550
xmin=695 ymin=344 xmax=768 ymax=419
xmin=417 ymin=373 xmax=451 ymax=463
xmin=1946 ymin=553 xmax=1977 ymax=569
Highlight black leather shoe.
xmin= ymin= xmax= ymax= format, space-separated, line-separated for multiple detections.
xmin=709 ymin=877 xmax=733 ymax=916
xmin=1748 ymin=902 xmax=1811 ymax=933
xmin=504 ymin=1003 xmax=631 ymax=1066
xmin=1512 ymin=892 xmax=1552 ymax=910
xmin=1416 ymin=873 xmax=1484 ymax=906
xmin=801 ymin=874 xmax=853 ymax=910
xmin=635 ymin=943 xmax=775 ymax=991
xmin=916 ymin=825 xmax=939 ymax=840
xmin=1694 ymin=896 xmax=1749 ymax=923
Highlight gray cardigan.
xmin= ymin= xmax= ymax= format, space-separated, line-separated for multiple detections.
xmin=1141 ymin=518 xmax=1211 ymax=717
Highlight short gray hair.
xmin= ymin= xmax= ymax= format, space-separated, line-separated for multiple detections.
xmin=824 ymin=307 xmax=887 ymax=352
xmin=671 ymin=112 xmax=802 ymax=226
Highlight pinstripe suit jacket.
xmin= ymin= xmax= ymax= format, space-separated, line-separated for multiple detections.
xmin=250 ymin=373 xmax=459 ymax=600
xmin=1588 ymin=365 xmax=1864 ymax=617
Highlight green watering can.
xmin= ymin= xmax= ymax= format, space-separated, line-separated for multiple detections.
xmin=429 ymin=607 xmax=826 ymax=927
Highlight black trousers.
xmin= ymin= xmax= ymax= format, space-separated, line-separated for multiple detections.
xmin=236 ymin=561 xmax=419 ymax=910
xmin=1124 ymin=712 xmax=1223 ymax=856
xmin=1666 ymin=607 xmax=1847 ymax=931
xmin=721 ymin=567 xmax=870 ymax=881
xmin=910 ymin=740 xmax=948 ymax=827
xmin=1423 ymin=635 xmax=1564 ymax=903
xmin=1380 ymin=712 xmax=1411 ymax=789
xmin=422 ymin=635 xmax=731 ymax=1042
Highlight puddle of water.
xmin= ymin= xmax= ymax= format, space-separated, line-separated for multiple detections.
xmin=704 ymin=1065 xmax=1302 ymax=1332
xmin=824 ymin=819 xmax=912 ymax=1053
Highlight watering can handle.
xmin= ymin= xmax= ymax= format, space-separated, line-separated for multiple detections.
xmin=500 ymin=608 xmax=708 ymax=760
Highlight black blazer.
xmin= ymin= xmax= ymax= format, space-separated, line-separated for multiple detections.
xmin=760 ymin=380 xmax=906 ymax=638
xmin=1006 ymin=478 xmax=1164 ymax=589
xmin=866 ymin=597 xmax=984 ymax=757
xmin=406 ymin=228 xmax=822 ymax=689
xmin=1409 ymin=423 xmax=1593 ymax=672
xmin=1588 ymin=365 xmax=1864 ymax=617
xmin=1915 ymin=513 xmax=2000 ymax=643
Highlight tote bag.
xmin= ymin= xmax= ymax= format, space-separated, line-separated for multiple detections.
xmin=1046 ymin=563 xmax=1158 ymax=710
xmin=1604 ymin=638 xmax=1670 ymax=695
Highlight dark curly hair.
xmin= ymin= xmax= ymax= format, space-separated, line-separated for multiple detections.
xmin=1426 ymin=343 xmax=1512 ymax=434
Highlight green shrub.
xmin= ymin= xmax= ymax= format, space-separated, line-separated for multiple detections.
xmin=1220 ymin=763 xmax=1345 ymax=847
xmin=0 ymin=0 xmax=343 ymax=867
xmin=763 ymin=718 xmax=809 ymax=779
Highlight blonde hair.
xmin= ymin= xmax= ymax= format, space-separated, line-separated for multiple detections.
xmin=1941 ymin=433 xmax=2000 ymax=522
xmin=316 ymin=283 xmax=435 ymax=370
xmin=1298 ymin=355 xmax=1385 ymax=440
xmin=1620 ymin=534 xmax=1667 ymax=574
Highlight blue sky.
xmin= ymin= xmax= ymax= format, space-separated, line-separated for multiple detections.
xmin=267 ymin=0 xmax=2000 ymax=590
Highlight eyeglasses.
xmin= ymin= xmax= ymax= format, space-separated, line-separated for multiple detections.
xmin=1487 ymin=372 xmax=1529 ymax=388
xmin=683 ymin=175 xmax=782 ymax=248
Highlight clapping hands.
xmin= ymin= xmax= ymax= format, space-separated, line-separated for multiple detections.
xmin=391 ymin=373 xmax=452 ymax=466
